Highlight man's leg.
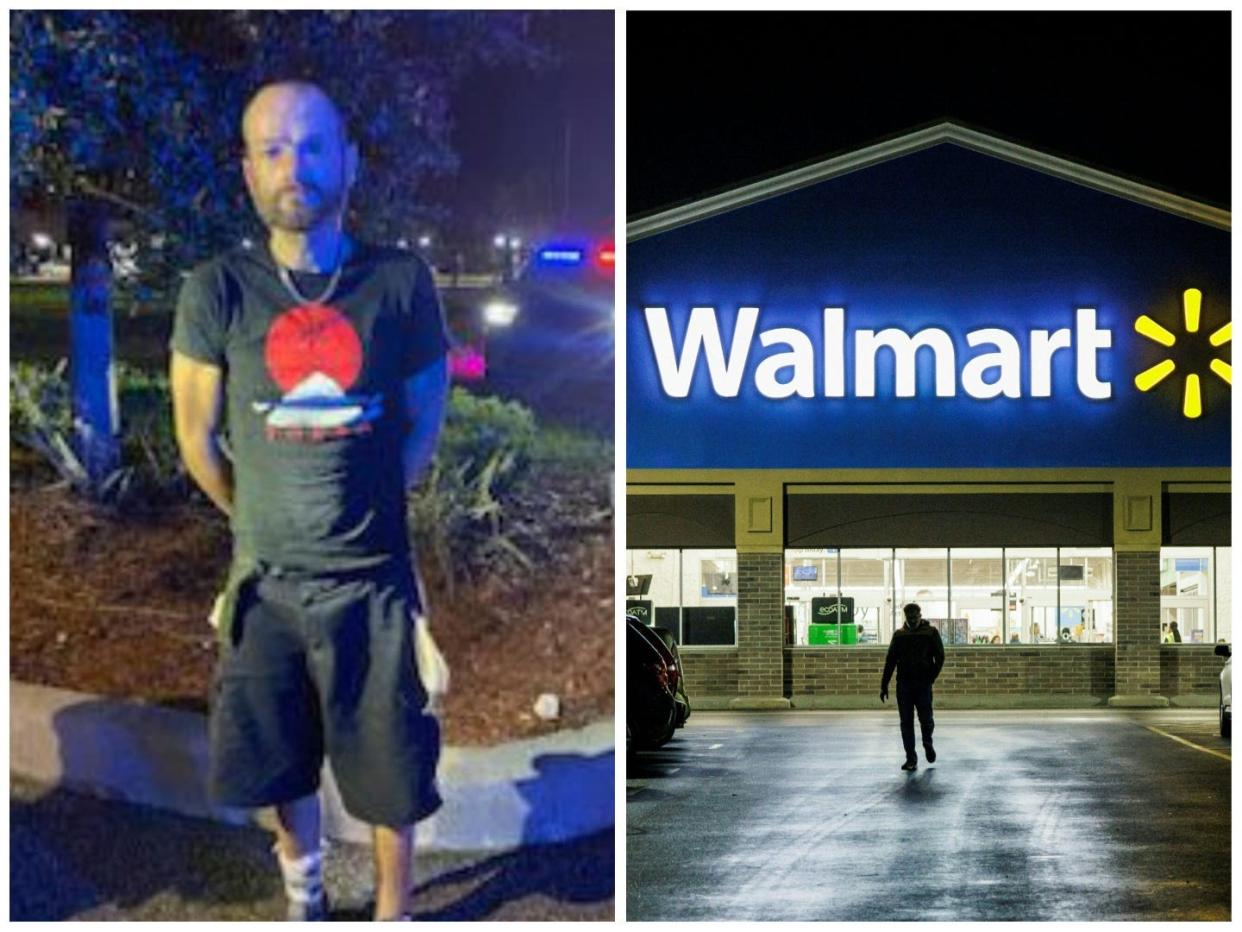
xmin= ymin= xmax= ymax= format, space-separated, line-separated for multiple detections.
xmin=274 ymin=792 xmax=321 ymax=859
xmin=915 ymin=684 xmax=936 ymax=760
xmin=209 ymin=574 xmax=328 ymax=920
xmin=895 ymin=683 xmax=917 ymax=763
xmin=373 ymin=823 xmax=414 ymax=920
xmin=272 ymin=792 xmax=327 ymax=920
xmin=312 ymin=572 xmax=439 ymax=920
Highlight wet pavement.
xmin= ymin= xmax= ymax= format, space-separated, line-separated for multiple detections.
xmin=11 ymin=777 xmax=613 ymax=921
xmin=627 ymin=709 xmax=1230 ymax=921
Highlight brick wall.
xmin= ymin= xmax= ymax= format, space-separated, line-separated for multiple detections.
xmin=680 ymin=648 xmax=739 ymax=696
xmin=1160 ymin=646 xmax=1228 ymax=696
xmin=736 ymin=552 xmax=784 ymax=697
xmin=787 ymin=646 xmax=1114 ymax=697
xmin=689 ymin=645 xmax=1223 ymax=700
xmin=1114 ymin=551 xmax=1162 ymax=696
xmin=679 ymin=547 xmax=1218 ymax=704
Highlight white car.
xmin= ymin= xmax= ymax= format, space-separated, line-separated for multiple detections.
xmin=1216 ymin=643 xmax=1231 ymax=738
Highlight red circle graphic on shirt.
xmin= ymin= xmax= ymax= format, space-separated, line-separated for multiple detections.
xmin=264 ymin=303 xmax=362 ymax=393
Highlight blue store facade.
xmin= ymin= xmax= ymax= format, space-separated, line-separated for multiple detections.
xmin=626 ymin=123 xmax=1230 ymax=708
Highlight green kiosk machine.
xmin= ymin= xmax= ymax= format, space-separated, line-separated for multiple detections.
xmin=808 ymin=597 xmax=858 ymax=645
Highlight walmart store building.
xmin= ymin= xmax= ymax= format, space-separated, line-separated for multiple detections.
xmin=626 ymin=124 xmax=1230 ymax=709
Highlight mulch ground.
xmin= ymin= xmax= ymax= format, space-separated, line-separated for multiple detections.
xmin=10 ymin=483 xmax=614 ymax=747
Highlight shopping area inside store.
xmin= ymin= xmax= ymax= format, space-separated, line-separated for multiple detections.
xmin=624 ymin=545 xmax=1232 ymax=649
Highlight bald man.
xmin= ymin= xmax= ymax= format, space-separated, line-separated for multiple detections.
xmin=170 ymin=81 xmax=448 ymax=921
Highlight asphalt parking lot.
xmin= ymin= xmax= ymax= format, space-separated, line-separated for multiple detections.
xmin=627 ymin=709 xmax=1230 ymax=921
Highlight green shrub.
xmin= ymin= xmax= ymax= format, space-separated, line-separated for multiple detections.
xmin=413 ymin=405 xmax=614 ymax=587
xmin=437 ymin=388 xmax=537 ymax=483
xmin=9 ymin=358 xmax=87 ymax=488
xmin=10 ymin=363 xmax=612 ymax=578
xmin=9 ymin=359 xmax=187 ymax=504
xmin=407 ymin=389 xmax=540 ymax=588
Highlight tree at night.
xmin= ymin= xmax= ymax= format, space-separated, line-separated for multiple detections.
xmin=10 ymin=10 xmax=542 ymax=487
xmin=12 ymin=11 xmax=237 ymax=481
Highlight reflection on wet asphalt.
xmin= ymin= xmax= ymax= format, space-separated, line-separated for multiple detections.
xmin=627 ymin=710 xmax=1230 ymax=921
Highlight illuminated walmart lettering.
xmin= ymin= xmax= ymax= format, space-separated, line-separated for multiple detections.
xmin=643 ymin=306 xmax=1113 ymax=400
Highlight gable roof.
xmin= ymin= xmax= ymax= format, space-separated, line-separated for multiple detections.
xmin=627 ymin=121 xmax=1231 ymax=242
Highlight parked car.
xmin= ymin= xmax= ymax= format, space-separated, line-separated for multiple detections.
xmin=1216 ymin=642 xmax=1231 ymax=738
xmin=647 ymin=624 xmax=691 ymax=728
xmin=627 ymin=613 xmax=677 ymax=752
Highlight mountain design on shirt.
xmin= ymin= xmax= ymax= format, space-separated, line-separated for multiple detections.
xmin=252 ymin=302 xmax=383 ymax=442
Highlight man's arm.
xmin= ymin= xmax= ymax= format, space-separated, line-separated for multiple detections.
xmin=880 ymin=637 xmax=898 ymax=698
xmin=930 ymin=628 xmax=946 ymax=682
xmin=170 ymin=351 xmax=233 ymax=516
xmin=401 ymin=356 xmax=449 ymax=490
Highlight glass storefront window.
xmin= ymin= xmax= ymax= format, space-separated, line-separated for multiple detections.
xmin=1160 ymin=546 xmax=1231 ymax=645
xmin=841 ymin=548 xmax=894 ymax=645
xmin=784 ymin=548 xmax=840 ymax=647
xmin=625 ymin=548 xmax=739 ymax=646
xmin=895 ymin=548 xmax=952 ymax=641
xmin=1160 ymin=546 xmax=1211 ymax=644
xmin=949 ymin=549 xmax=1003 ymax=645
xmin=1003 ymin=549 xmax=1057 ymax=644
xmin=625 ymin=547 xmax=678 ymax=633
xmin=781 ymin=546 xmax=1115 ymax=647
xmin=783 ymin=548 xmax=896 ymax=646
xmin=1059 ymin=548 xmax=1113 ymax=644
xmin=682 ymin=549 xmax=738 ymax=645
xmin=1217 ymin=547 xmax=1232 ymax=645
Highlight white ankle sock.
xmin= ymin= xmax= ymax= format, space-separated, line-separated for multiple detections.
xmin=273 ymin=843 xmax=324 ymax=905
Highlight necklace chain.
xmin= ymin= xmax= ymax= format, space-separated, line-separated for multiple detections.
xmin=275 ymin=239 xmax=345 ymax=305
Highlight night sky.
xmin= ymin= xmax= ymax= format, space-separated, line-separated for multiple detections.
xmin=450 ymin=10 xmax=614 ymax=237
xmin=627 ymin=12 xmax=1230 ymax=219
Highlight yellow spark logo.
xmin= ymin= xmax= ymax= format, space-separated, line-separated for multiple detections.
xmin=1133 ymin=289 xmax=1231 ymax=419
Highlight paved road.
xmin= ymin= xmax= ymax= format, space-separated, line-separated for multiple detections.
xmin=627 ymin=710 xmax=1230 ymax=921
xmin=12 ymin=777 xmax=613 ymax=921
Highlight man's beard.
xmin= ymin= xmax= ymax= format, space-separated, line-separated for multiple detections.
xmin=255 ymin=183 xmax=345 ymax=232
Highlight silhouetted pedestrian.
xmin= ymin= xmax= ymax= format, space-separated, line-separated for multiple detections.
xmin=880 ymin=603 xmax=945 ymax=771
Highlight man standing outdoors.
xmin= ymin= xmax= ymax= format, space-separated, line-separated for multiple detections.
xmin=879 ymin=603 xmax=945 ymax=772
xmin=170 ymin=80 xmax=448 ymax=921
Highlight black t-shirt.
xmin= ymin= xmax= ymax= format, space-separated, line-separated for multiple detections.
xmin=170 ymin=238 xmax=448 ymax=572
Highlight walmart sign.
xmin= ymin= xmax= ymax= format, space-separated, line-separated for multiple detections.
xmin=644 ymin=306 xmax=1115 ymax=400
xmin=627 ymin=144 xmax=1230 ymax=469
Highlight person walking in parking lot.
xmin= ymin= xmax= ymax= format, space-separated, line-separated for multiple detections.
xmin=880 ymin=603 xmax=945 ymax=771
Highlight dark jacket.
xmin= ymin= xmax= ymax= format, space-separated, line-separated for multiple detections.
xmin=881 ymin=621 xmax=945 ymax=688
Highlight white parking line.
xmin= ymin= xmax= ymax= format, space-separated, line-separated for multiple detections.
xmin=707 ymin=743 xmax=723 ymax=750
xmin=1144 ymin=725 xmax=1231 ymax=762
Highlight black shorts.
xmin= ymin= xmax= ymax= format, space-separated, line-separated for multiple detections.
xmin=207 ymin=560 xmax=442 ymax=826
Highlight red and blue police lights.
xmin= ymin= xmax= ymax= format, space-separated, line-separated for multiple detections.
xmin=535 ymin=241 xmax=614 ymax=273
